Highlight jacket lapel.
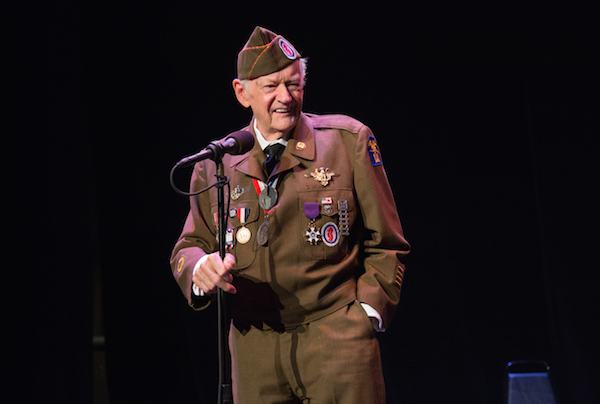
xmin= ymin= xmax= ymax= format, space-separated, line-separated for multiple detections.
xmin=229 ymin=113 xmax=316 ymax=180
xmin=229 ymin=140 xmax=266 ymax=182
xmin=273 ymin=113 xmax=315 ymax=176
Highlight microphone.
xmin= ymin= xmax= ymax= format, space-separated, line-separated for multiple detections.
xmin=175 ymin=130 xmax=254 ymax=168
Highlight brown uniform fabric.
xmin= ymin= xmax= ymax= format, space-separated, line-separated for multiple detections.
xmin=229 ymin=300 xmax=386 ymax=404
xmin=171 ymin=112 xmax=409 ymax=329
xmin=170 ymin=112 xmax=410 ymax=401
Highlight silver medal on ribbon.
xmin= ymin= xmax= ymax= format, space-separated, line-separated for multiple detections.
xmin=259 ymin=186 xmax=278 ymax=210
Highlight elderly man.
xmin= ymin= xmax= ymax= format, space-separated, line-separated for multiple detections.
xmin=171 ymin=26 xmax=410 ymax=404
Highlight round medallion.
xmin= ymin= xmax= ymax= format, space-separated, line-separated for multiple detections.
xmin=259 ymin=186 xmax=278 ymax=210
xmin=257 ymin=221 xmax=269 ymax=246
xmin=236 ymin=226 xmax=251 ymax=244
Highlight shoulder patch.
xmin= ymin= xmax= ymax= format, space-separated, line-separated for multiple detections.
xmin=367 ymin=135 xmax=383 ymax=166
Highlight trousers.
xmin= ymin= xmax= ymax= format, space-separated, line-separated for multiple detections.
xmin=229 ymin=300 xmax=386 ymax=404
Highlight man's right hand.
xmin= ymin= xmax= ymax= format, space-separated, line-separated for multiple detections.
xmin=192 ymin=252 xmax=237 ymax=295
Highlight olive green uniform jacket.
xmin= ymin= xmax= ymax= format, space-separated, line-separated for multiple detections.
xmin=170 ymin=112 xmax=410 ymax=332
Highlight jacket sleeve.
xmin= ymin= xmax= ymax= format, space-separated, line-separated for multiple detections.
xmin=169 ymin=160 xmax=219 ymax=310
xmin=353 ymin=125 xmax=410 ymax=328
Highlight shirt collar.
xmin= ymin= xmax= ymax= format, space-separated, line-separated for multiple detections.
xmin=254 ymin=118 xmax=289 ymax=151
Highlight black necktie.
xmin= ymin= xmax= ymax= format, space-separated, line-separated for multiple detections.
xmin=263 ymin=143 xmax=285 ymax=176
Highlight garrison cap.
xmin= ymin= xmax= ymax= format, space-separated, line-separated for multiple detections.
xmin=237 ymin=26 xmax=300 ymax=80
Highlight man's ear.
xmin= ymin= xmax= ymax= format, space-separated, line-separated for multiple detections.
xmin=232 ymin=79 xmax=251 ymax=108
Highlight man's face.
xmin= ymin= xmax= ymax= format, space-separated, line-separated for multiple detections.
xmin=233 ymin=60 xmax=304 ymax=140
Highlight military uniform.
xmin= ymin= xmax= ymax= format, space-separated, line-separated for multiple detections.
xmin=171 ymin=112 xmax=409 ymax=402
xmin=170 ymin=26 xmax=410 ymax=404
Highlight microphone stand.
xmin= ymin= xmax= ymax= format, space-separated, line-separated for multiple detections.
xmin=215 ymin=161 xmax=233 ymax=404
xmin=171 ymin=140 xmax=244 ymax=404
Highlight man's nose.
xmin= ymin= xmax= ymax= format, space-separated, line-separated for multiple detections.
xmin=275 ymin=84 xmax=293 ymax=102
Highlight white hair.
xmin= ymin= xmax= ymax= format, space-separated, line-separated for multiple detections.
xmin=299 ymin=57 xmax=309 ymax=84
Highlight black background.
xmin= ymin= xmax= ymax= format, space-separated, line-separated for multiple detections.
xmin=11 ymin=1 xmax=598 ymax=403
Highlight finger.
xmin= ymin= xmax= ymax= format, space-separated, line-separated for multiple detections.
xmin=192 ymin=272 xmax=216 ymax=295
xmin=207 ymin=254 xmax=235 ymax=285
xmin=223 ymin=253 xmax=236 ymax=270
xmin=192 ymin=257 xmax=220 ymax=294
xmin=208 ymin=254 xmax=233 ymax=277
xmin=206 ymin=272 xmax=236 ymax=294
xmin=198 ymin=255 xmax=237 ymax=294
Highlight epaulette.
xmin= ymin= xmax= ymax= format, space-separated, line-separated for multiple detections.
xmin=305 ymin=113 xmax=365 ymax=134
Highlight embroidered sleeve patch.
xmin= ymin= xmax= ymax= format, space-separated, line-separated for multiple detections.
xmin=367 ymin=135 xmax=383 ymax=166
xmin=177 ymin=256 xmax=186 ymax=273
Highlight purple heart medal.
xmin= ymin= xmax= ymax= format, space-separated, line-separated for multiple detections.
xmin=304 ymin=202 xmax=321 ymax=245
